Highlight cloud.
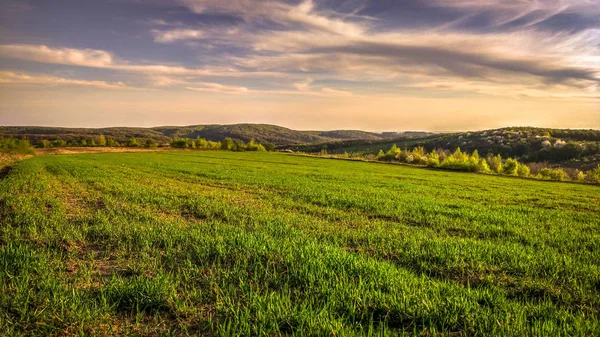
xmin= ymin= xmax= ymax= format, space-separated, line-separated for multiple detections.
xmin=429 ymin=0 xmax=600 ymax=28
xmin=159 ymin=0 xmax=599 ymax=100
xmin=176 ymin=0 xmax=367 ymax=36
xmin=185 ymin=78 xmax=353 ymax=97
xmin=186 ymin=82 xmax=248 ymax=93
xmin=0 ymin=44 xmax=285 ymax=79
xmin=0 ymin=71 xmax=130 ymax=90
xmin=0 ymin=44 xmax=113 ymax=68
xmin=152 ymin=29 xmax=204 ymax=43
xmin=2 ymin=0 xmax=598 ymax=102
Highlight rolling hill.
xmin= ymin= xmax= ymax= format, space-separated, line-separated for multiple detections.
xmin=0 ymin=124 xmax=431 ymax=146
xmin=286 ymin=127 xmax=600 ymax=170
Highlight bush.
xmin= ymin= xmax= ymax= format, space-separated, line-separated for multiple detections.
xmin=517 ymin=163 xmax=530 ymax=177
xmin=502 ymin=158 xmax=519 ymax=175
xmin=590 ymin=165 xmax=600 ymax=184
xmin=246 ymin=139 xmax=265 ymax=151
xmin=0 ymin=138 xmax=35 ymax=155
xmin=537 ymin=168 xmax=569 ymax=181
xmin=221 ymin=138 xmax=233 ymax=150
xmin=145 ymin=139 xmax=159 ymax=148
xmin=53 ymin=138 xmax=67 ymax=147
xmin=170 ymin=138 xmax=191 ymax=148
xmin=262 ymin=142 xmax=276 ymax=152
xmin=127 ymin=138 xmax=140 ymax=147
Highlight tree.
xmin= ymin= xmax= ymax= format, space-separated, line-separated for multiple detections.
xmin=98 ymin=135 xmax=107 ymax=146
xmin=196 ymin=137 xmax=209 ymax=149
xmin=221 ymin=137 xmax=233 ymax=150
xmin=39 ymin=140 xmax=52 ymax=148
xmin=477 ymin=159 xmax=491 ymax=173
xmin=517 ymin=163 xmax=530 ymax=177
xmin=262 ymin=142 xmax=276 ymax=152
xmin=145 ymin=139 xmax=158 ymax=148
xmin=53 ymin=138 xmax=66 ymax=147
xmin=487 ymin=154 xmax=503 ymax=173
xmin=591 ymin=165 xmax=600 ymax=184
xmin=502 ymin=158 xmax=519 ymax=175
xmin=246 ymin=139 xmax=262 ymax=151
xmin=171 ymin=138 xmax=190 ymax=148
xmin=426 ymin=152 xmax=439 ymax=167
xmin=127 ymin=138 xmax=139 ymax=147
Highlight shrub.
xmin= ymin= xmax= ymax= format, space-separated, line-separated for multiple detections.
xmin=106 ymin=138 xmax=119 ymax=147
xmin=170 ymin=138 xmax=191 ymax=148
xmin=53 ymin=138 xmax=67 ymax=147
xmin=262 ymin=142 xmax=276 ymax=152
xmin=477 ymin=159 xmax=491 ymax=173
xmin=196 ymin=137 xmax=209 ymax=149
xmin=127 ymin=138 xmax=140 ymax=147
xmin=221 ymin=138 xmax=233 ymax=150
xmin=502 ymin=158 xmax=519 ymax=175
xmin=487 ymin=154 xmax=503 ymax=173
xmin=537 ymin=168 xmax=569 ymax=181
xmin=426 ymin=152 xmax=440 ymax=167
xmin=39 ymin=140 xmax=52 ymax=148
xmin=0 ymin=138 xmax=35 ymax=155
xmin=246 ymin=139 xmax=264 ymax=151
xmin=591 ymin=165 xmax=600 ymax=184
xmin=517 ymin=163 xmax=530 ymax=177
xmin=145 ymin=139 xmax=159 ymax=148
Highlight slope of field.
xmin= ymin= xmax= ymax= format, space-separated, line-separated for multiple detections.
xmin=1 ymin=152 xmax=599 ymax=336
xmin=0 ymin=124 xmax=429 ymax=146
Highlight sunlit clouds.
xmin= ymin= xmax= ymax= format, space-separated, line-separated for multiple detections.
xmin=0 ymin=0 xmax=598 ymax=129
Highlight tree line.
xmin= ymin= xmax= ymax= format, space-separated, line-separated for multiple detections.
xmin=1 ymin=136 xmax=276 ymax=153
xmin=319 ymin=144 xmax=600 ymax=184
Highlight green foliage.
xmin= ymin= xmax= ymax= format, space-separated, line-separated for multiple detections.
xmin=145 ymin=139 xmax=159 ymax=148
xmin=126 ymin=138 xmax=140 ymax=147
xmin=245 ymin=139 xmax=266 ymax=152
xmin=590 ymin=165 xmax=600 ymax=183
xmin=487 ymin=154 xmax=503 ymax=173
xmin=0 ymin=138 xmax=35 ymax=155
xmin=261 ymin=142 xmax=276 ymax=152
xmin=98 ymin=135 xmax=107 ymax=146
xmin=221 ymin=137 xmax=233 ymax=150
xmin=53 ymin=138 xmax=67 ymax=147
xmin=537 ymin=168 xmax=570 ymax=181
xmin=0 ymin=152 xmax=599 ymax=336
xmin=170 ymin=138 xmax=192 ymax=148
xmin=39 ymin=140 xmax=52 ymax=148
xmin=517 ymin=163 xmax=531 ymax=177
xmin=106 ymin=138 xmax=118 ymax=147
xmin=502 ymin=158 xmax=519 ymax=175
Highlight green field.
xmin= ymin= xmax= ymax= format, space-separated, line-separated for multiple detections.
xmin=1 ymin=151 xmax=599 ymax=336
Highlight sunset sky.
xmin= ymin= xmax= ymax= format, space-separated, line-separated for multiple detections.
xmin=0 ymin=0 xmax=598 ymax=131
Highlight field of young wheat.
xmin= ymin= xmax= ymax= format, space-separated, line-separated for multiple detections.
xmin=1 ymin=151 xmax=599 ymax=336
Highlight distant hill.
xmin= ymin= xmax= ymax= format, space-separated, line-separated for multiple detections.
xmin=286 ymin=127 xmax=600 ymax=170
xmin=0 ymin=124 xmax=432 ymax=146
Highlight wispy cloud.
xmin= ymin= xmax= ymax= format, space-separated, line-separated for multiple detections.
xmin=430 ymin=0 xmax=600 ymax=28
xmin=186 ymin=82 xmax=248 ymax=93
xmin=0 ymin=71 xmax=130 ymax=90
xmin=0 ymin=44 xmax=284 ymax=78
xmin=152 ymin=29 xmax=204 ymax=43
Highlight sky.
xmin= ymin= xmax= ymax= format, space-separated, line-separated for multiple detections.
xmin=0 ymin=0 xmax=598 ymax=131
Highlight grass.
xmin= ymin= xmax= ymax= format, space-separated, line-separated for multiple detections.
xmin=0 ymin=151 xmax=599 ymax=336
